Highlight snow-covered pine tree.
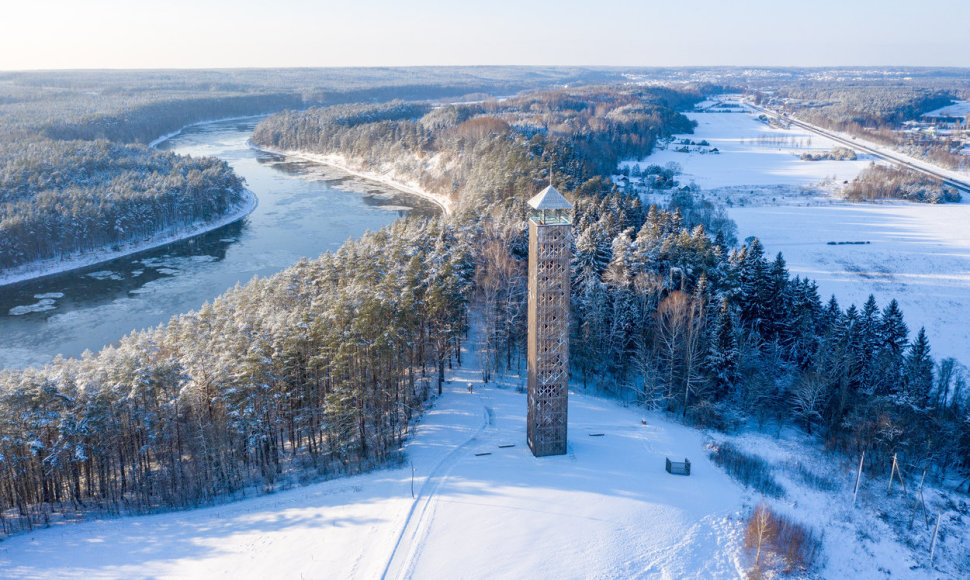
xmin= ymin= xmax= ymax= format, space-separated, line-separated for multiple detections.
xmin=765 ymin=252 xmax=791 ymax=341
xmin=877 ymin=298 xmax=909 ymax=396
xmin=903 ymin=327 xmax=934 ymax=408
xmin=705 ymin=298 xmax=739 ymax=401
xmin=737 ymin=238 xmax=772 ymax=334
xmin=852 ymin=295 xmax=881 ymax=395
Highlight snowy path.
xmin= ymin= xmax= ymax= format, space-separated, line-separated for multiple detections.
xmin=2 ymin=334 xmax=955 ymax=577
xmin=0 ymin=332 xmax=750 ymax=579
xmin=382 ymin=385 xmax=489 ymax=578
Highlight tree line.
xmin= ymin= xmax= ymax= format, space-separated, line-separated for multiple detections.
xmin=0 ymin=140 xmax=244 ymax=271
xmin=843 ymin=164 xmax=961 ymax=203
xmin=563 ymin=192 xmax=968 ymax=478
xmin=0 ymin=218 xmax=472 ymax=536
xmin=250 ymin=85 xmax=703 ymax=213
xmin=3 ymin=82 xmax=967 ymax=541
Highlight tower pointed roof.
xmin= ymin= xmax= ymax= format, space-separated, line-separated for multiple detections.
xmin=527 ymin=185 xmax=573 ymax=210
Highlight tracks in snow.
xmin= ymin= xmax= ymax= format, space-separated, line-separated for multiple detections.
xmin=381 ymin=394 xmax=492 ymax=580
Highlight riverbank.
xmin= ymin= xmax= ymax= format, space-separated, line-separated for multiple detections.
xmin=147 ymin=114 xmax=270 ymax=148
xmin=0 ymin=189 xmax=258 ymax=289
xmin=0 ymin=114 xmax=273 ymax=290
xmin=249 ymin=144 xmax=454 ymax=215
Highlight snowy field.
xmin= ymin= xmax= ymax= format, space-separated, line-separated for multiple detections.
xmin=2 ymin=330 xmax=965 ymax=578
xmin=731 ymin=204 xmax=970 ymax=362
xmin=622 ymin=98 xmax=873 ymax=193
xmin=923 ymin=101 xmax=970 ymax=118
xmin=632 ymin=98 xmax=970 ymax=364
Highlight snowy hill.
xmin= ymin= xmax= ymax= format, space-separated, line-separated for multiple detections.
xmin=0 ymin=338 xmax=967 ymax=578
xmin=2 ymin=332 xmax=965 ymax=579
xmin=0 ymin=354 xmax=744 ymax=578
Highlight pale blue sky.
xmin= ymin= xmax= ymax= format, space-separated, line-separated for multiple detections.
xmin=2 ymin=0 xmax=968 ymax=70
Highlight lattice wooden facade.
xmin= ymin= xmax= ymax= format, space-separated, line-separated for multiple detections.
xmin=527 ymin=218 xmax=571 ymax=457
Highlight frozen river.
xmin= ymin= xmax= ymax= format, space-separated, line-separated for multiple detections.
xmin=0 ymin=118 xmax=439 ymax=368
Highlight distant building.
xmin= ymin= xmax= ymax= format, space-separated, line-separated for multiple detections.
xmin=526 ymin=185 xmax=572 ymax=457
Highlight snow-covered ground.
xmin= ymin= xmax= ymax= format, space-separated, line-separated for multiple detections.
xmin=922 ymin=101 xmax=970 ymax=119
xmin=721 ymin=429 xmax=968 ymax=578
xmin=731 ymin=204 xmax=970 ymax=362
xmin=3 ymin=326 xmax=965 ymax=578
xmin=622 ymin=100 xmax=872 ymax=193
xmin=631 ymin=97 xmax=970 ymax=364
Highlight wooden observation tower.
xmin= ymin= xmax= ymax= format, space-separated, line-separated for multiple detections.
xmin=526 ymin=185 xmax=573 ymax=457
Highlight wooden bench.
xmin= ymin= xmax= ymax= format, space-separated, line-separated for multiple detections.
xmin=666 ymin=457 xmax=691 ymax=476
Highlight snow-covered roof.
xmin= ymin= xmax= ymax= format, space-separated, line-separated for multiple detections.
xmin=527 ymin=185 xmax=573 ymax=210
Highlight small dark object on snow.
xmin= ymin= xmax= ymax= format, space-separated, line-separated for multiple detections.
xmin=467 ymin=382 xmax=473 ymax=393
xmin=474 ymin=452 xmax=492 ymax=457
xmin=498 ymin=444 xmax=515 ymax=448
xmin=588 ymin=433 xmax=605 ymax=437
xmin=666 ymin=457 xmax=691 ymax=476
xmin=641 ymin=419 xmax=646 ymax=425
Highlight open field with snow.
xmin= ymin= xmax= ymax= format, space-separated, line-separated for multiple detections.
xmin=731 ymin=204 xmax=970 ymax=363
xmin=623 ymin=99 xmax=873 ymax=195
xmin=2 ymin=331 xmax=965 ymax=579
xmin=923 ymin=101 xmax=970 ymax=119
xmin=633 ymin=98 xmax=970 ymax=364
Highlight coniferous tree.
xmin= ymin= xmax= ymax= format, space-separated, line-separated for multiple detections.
xmin=877 ymin=299 xmax=909 ymax=396
xmin=904 ymin=327 xmax=934 ymax=408
xmin=853 ymin=296 xmax=881 ymax=394
xmin=766 ymin=252 xmax=791 ymax=341
xmin=737 ymin=238 xmax=771 ymax=334
xmin=706 ymin=298 xmax=739 ymax=401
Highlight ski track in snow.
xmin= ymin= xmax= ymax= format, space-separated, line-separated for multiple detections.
xmin=382 ymin=393 xmax=489 ymax=579
xmin=0 ymin=326 xmax=962 ymax=578
xmin=0 ymin=323 xmax=752 ymax=579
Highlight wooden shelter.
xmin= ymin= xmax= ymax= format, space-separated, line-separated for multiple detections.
xmin=526 ymin=185 xmax=573 ymax=457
